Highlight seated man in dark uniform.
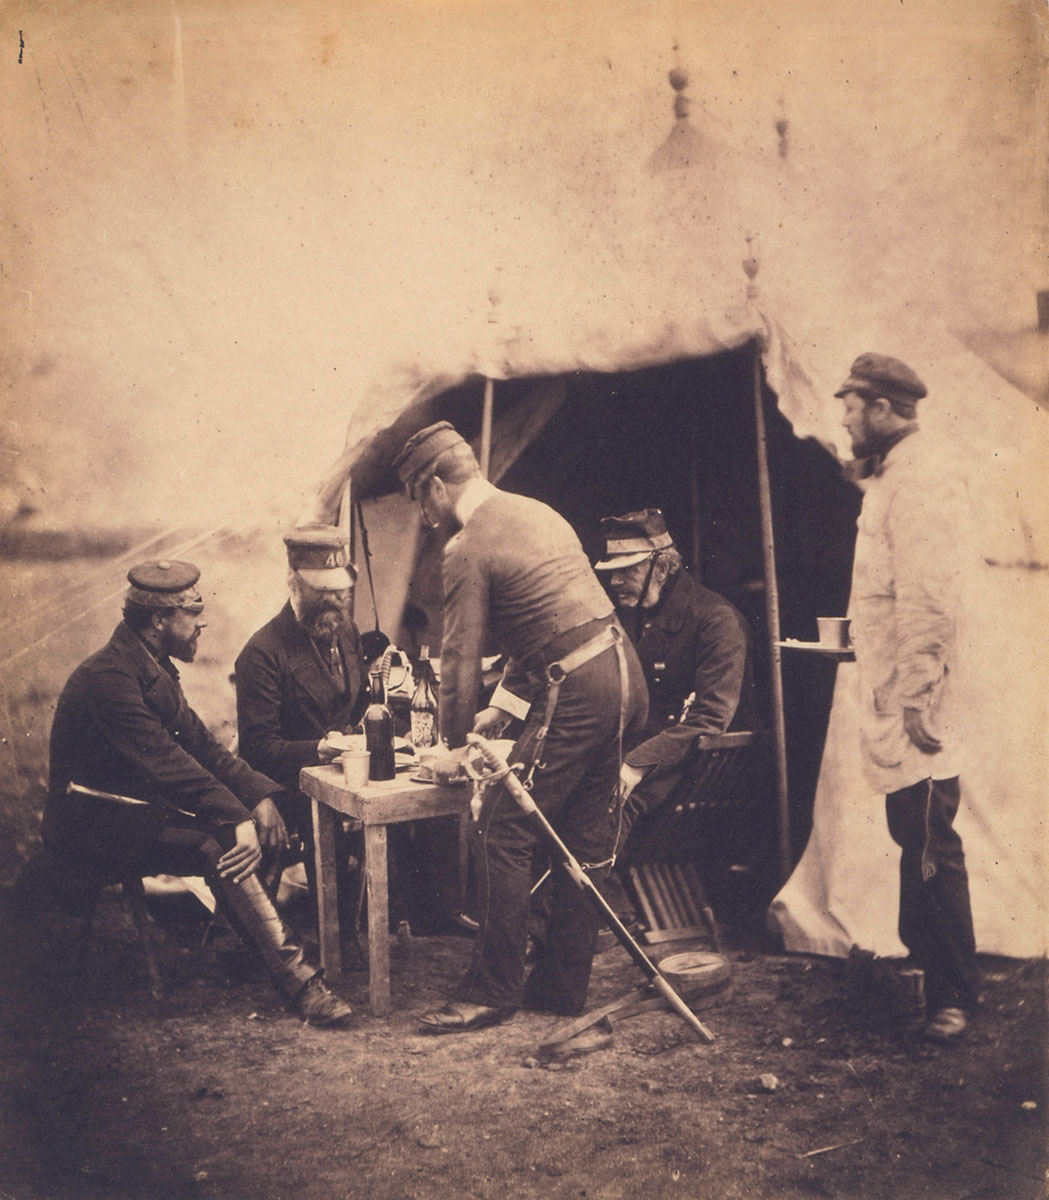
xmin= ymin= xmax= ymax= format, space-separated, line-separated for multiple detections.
xmin=234 ymin=525 xmax=368 ymax=913
xmin=592 ymin=509 xmax=759 ymax=859
xmin=19 ymin=558 xmax=352 ymax=1027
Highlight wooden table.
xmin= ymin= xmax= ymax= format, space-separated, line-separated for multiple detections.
xmin=299 ymin=764 xmax=470 ymax=1016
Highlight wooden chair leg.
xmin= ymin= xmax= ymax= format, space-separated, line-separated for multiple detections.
xmin=121 ymin=875 xmax=165 ymax=1000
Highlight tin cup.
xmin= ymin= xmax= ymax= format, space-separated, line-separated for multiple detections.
xmin=338 ymin=750 xmax=371 ymax=790
xmin=816 ymin=617 xmax=851 ymax=648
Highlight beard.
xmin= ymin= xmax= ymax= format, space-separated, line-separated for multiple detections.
xmin=299 ymin=594 xmax=349 ymax=639
xmin=846 ymin=409 xmax=892 ymax=460
xmin=849 ymin=429 xmax=880 ymax=459
xmin=166 ymin=630 xmax=201 ymax=663
xmin=611 ymin=585 xmax=641 ymax=610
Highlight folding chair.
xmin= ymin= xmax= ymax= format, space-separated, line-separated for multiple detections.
xmin=619 ymin=731 xmax=772 ymax=949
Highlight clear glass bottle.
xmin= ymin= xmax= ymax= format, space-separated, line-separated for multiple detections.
xmin=363 ymin=666 xmax=396 ymax=781
xmin=409 ymin=645 xmax=439 ymax=750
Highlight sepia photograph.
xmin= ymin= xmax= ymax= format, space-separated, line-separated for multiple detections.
xmin=1 ymin=1 xmax=1046 ymax=1197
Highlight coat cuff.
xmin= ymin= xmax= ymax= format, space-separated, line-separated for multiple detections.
xmin=490 ymin=683 xmax=531 ymax=722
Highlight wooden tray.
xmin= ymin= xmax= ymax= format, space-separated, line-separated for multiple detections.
xmin=777 ymin=639 xmax=855 ymax=661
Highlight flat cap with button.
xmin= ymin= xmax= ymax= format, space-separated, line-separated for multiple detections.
xmin=284 ymin=524 xmax=356 ymax=591
xmin=392 ymin=421 xmax=469 ymax=497
xmin=125 ymin=559 xmax=204 ymax=611
xmin=593 ymin=508 xmax=674 ymax=571
xmin=834 ymin=352 xmax=927 ymax=417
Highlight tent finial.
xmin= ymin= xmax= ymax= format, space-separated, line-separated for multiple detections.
xmin=648 ymin=53 xmax=704 ymax=172
xmin=743 ymin=234 xmax=761 ymax=299
xmin=667 ymin=59 xmax=690 ymax=121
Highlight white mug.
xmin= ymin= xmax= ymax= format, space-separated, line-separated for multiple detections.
xmin=338 ymin=750 xmax=371 ymax=790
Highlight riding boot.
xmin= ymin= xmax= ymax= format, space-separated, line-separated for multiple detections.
xmin=206 ymin=867 xmax=318 ymax=1005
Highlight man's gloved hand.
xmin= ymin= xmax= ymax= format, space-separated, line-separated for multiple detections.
xmin=903 ymin=707 xmax=943 ymax=754
xmin=218 ymin=819 xmax=263 ymax=883
xmin=253 ymin=795 xmax=290 ymax=853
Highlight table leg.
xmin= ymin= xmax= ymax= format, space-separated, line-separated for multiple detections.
xmin=364 ymin=823 xmax=391 ymax=1016
xmin=312 ymin=798 xmax=342 ymax=983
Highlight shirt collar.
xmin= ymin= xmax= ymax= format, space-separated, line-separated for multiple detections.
xmin=121 ymin=620 xmax=179 ymax=680
xmin=454 ymin=477 xmax=498 ymax=528
xmin=847 ymin=424 xmax=920 ymax=482
xmin=870 ymin=424 xmax=919 ymax=476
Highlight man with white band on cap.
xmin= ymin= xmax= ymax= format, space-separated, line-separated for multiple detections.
xmin=235 ymin=525 xmax=368 ymax=913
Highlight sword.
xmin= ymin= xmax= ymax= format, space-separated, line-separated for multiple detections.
xmin=66 ymin=781 xmax=197 ymax=820
xmin=464 ymin=733 xmax=716 ymax=1044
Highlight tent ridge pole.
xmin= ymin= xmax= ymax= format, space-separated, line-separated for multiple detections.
xmin=752 ymin=340 xmax=792 ymax=883
xmin=481 ymin=378 xmax=494 ymax=478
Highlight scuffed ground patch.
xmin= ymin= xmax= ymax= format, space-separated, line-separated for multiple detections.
xmin=0 ymin=888 xmax=1045 ymax=1200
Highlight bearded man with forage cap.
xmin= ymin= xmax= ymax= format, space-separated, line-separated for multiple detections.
xmin=393 ymin=422 xmax=648 ymax=1033
xmin=235 ymin=525 xmax=368 ymax=910
xmin=592 ymin=508 xmax=758 ymax=859
xmin=24 ymin=559 xmax=353 ymax=1026
xmin=836 ymin=352 xmax=980 ymax=1044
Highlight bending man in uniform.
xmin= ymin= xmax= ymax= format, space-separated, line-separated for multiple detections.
xmin=392 ymin=423 xmax=648 ymax=1033
xmin=20 ymin=559 xmax=353 ymax=1027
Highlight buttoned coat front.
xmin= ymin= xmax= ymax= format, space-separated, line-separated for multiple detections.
xmin=234 ymin=601 xmax=367 ymax=793
xmin=43 ymin=621 xmax=278 ymax=873
xmin=621 ymin=569 xmax=758 ymax=786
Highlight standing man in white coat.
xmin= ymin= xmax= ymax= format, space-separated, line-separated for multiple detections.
xmin=837 ymin=352 xmax=980 ymax=1043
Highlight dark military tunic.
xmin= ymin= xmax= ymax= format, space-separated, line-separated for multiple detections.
xmin=43 ymin=621 xmax=278 ymax=876
xmin=622 ymin=568 xmax=757 ymax=786
xmin=234 ymin=601 xmax=367 ymax=793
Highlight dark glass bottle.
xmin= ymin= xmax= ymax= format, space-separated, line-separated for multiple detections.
xmin=409 ymin=645 xmax=439 ymax=750
xmin=363 ymin=666 xmax=396 ymax=781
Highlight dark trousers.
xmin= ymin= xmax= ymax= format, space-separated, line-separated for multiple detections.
xmin=885 ymin=776 xmax=980 ymax=1012
xmin=614 ymin=768 xmax=680 ymax=862
xmin=455 ymin=629 xmax=647 ymax=1014
xmin=23 ymin=823 xmax=317 ymax=1005
xmin=273 ymin=789 xmax=364 ymax=929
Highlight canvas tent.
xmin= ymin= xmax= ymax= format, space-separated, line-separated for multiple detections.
xmin=295 ymin=272 xmax=1049 ymax=962
xmin=1 ymin=0 xmax=1045 ymax=955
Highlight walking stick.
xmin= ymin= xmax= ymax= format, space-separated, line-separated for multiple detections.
xmin=465 ymin=733 xmax=716 ymax=1044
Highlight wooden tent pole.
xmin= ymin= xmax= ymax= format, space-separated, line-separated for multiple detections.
xmin=751 ymin=340 xmax=792 ymax=883
xmin=340 ymin=480 xmax=356 ymax=619
xmin=689 ymin=406 xmax=702 ymax=574
xmin=480 ymin=377 xmax=494 ymax=478
xmin=456 ymin=373 xmax=497 ymax=908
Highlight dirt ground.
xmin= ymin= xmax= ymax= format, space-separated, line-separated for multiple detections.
xmin=1 ymin=883 xmax=1046 ymax=1200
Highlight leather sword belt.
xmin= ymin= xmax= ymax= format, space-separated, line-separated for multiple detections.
xmin=543 ymin=621 xmax=622 ymax=683
xmin=518 ymin=617 xmax=628 ymax=796
xmin=522 ymin=614 xmax=619 ymax=675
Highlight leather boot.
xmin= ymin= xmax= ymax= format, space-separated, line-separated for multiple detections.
xmin=207 ymin=868 xmax=317 ymax=1005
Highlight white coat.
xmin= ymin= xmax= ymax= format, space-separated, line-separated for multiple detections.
xmin=849 ymin=429 xmax=969 ymax=794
